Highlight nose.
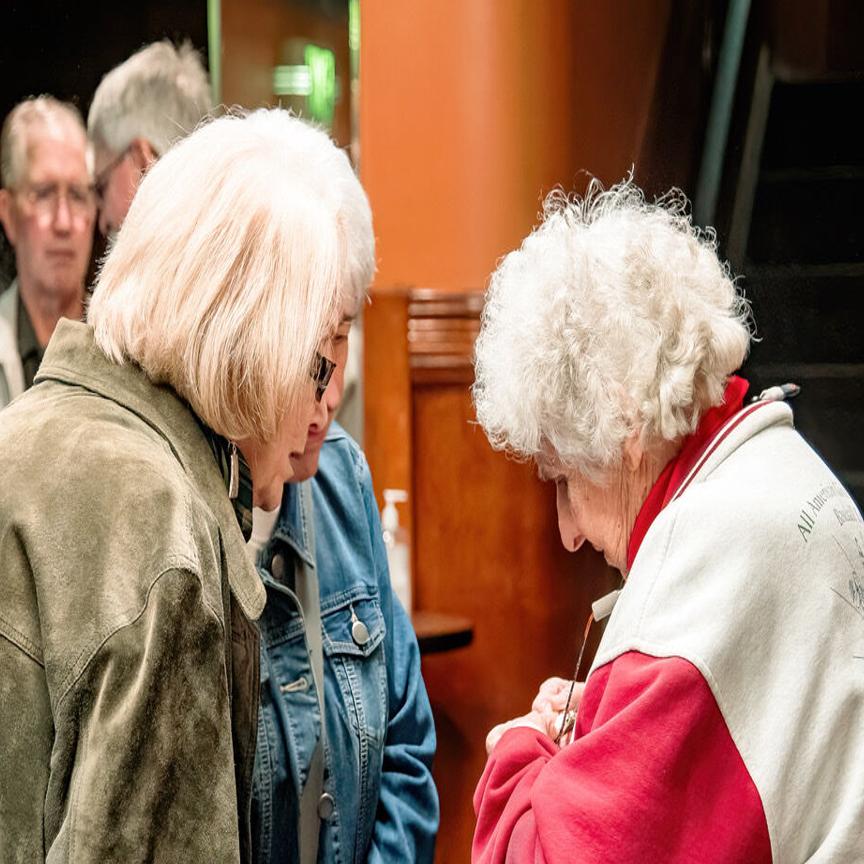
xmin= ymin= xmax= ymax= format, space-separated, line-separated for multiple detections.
xmin=310 ymin=389 xmax=328 ymax=429
xmin=53 ymin=194 xmax=73 ymax=233
xmin=322 ymin=370 xmax=342 ymax=416
xmin=556 ymin=481 xmax=585 ymax=553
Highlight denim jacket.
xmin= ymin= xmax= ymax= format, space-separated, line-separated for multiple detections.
xmin=251 ymin=423 xmax=439 ymax=863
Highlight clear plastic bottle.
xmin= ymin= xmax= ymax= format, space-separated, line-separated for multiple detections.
xmin=381 ymin=489 xmax=411 ymax=613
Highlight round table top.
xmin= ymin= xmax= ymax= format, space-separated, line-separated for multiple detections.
xmin=411 ymin=610 xmax=474 ymax=654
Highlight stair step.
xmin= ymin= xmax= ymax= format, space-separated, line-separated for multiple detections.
xmin=761 ymin=80 xmax=864 ymax=171
xmin=740 ymin=263 xmax=864 ymax=363
xmin=747 ymin=174 xmax=864 ymax=264
xmin=840 ymin=470 xmax=864 ymax=512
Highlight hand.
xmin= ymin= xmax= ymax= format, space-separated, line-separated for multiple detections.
xmin=531 ymin=676 xmax=585 ymax=717
xmin=485 ymin=711 xmax=550 ymax=755
xmin=485 ymin=678 xmax=586 ymax=755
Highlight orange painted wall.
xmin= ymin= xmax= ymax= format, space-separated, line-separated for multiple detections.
xmin=360 ymin=0 xmax=671 ymax=294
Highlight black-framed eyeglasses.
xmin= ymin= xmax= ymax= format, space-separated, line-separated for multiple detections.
xmin=310 ymin=351 xmax=336 ymax=401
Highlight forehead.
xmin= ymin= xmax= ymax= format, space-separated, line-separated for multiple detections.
xmin=23 ymin=127 xmax=90 ymax=182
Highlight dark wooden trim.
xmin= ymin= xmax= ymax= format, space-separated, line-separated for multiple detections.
xmin=408 ymin=289 xmax=483 ymax=384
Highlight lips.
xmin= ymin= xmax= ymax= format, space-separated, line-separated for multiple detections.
xmin=306 ymin=426 xmax=326 ymax=445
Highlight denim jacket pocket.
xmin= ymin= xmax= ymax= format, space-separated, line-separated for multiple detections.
xmin=321 ymin=585 xmax=387 ymax=747
xmin=321 ymin=587 xmax=388 ymax=741
xmin=321 ymin=586 xmax=388 ymax=858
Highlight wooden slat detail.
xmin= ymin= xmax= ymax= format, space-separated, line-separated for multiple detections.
xmin=408 ymin=289 xmax=483 ymax=383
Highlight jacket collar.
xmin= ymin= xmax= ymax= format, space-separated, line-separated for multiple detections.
xmin=270 ymin=481 xmax=316 ymax=569
xmin=36 ymin=319 xmax=266 ymax=619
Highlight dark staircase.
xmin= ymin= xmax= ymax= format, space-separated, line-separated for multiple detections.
xmin=734 ymin=77 xmax=864 ymax=507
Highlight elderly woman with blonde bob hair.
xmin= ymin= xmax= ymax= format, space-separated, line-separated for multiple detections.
xmin=0 ymin=109 xmax=374 ymax=862
xmin=471 ymin=180 xmax=864 ymax=863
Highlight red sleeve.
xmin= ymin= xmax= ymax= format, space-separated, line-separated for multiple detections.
xmin=472 ymin=651 xmax=772 ymax=864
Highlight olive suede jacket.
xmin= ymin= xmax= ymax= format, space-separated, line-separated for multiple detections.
xmin=0 ymin=319 xmax=266 ymax=862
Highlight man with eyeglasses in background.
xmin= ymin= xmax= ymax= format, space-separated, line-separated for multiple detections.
xmin=0 ymin=96 xmax=95 ymax=408
xmin=88 ymin=40 xmax=212 ymax=240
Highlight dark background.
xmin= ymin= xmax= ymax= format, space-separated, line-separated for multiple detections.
xmin=0 ymin=0 xmax=209 ymax=286
xmin=0 ymin=0 xmax=208 ymax=121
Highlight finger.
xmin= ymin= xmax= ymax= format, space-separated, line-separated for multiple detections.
xmin=532 ymin=677 xmax=574 ymax=713
xmin=537 ymin=676 xmax=571 ymax=698
xmin=531 ymin=693 xmax=551 ymax=713
xmin=539 ymin=680 xmax=580 ymax=713
xmin=485 ymin=721 xmax=510 ymax=755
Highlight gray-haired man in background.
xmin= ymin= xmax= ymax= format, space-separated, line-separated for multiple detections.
xmin=0 ymin=97 xmax=95 ymax=407
xmin=88 ymin=40 xmax=212 ymax=238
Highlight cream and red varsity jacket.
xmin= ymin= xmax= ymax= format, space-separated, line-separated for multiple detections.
xmin=474 ymin=396 xmax=864 ymax=863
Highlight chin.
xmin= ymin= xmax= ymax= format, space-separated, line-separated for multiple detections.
xmin=289 ymin=452 xmax=322 ymax=484
xmin=254 ymin=482 xmax=284 ymax=512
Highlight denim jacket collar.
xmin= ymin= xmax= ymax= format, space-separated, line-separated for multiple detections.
xmin=269 ymin=480 xmax=316 ymax=570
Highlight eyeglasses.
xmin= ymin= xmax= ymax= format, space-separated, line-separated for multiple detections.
xmin=310 ymin=351 xmax=336 ymax=402
xmin=94 ymin=146 xmax=132 ymax=205
xmin=17 ymin=182 xmax=96 ymax=221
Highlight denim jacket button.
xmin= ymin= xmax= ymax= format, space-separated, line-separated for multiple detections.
xmin=317 ymin=792 xmax=335 ymax=820
xmin=351 ymin=619 xmax=370 ymax=646
xmin=271 ymin=553 xmax=285 ymax=581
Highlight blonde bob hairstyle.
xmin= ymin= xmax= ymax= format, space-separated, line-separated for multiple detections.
xmin=473 ymin=179 xmax=752 ymax=481
xmin=88 ymin=108 xmax=374 ymax=443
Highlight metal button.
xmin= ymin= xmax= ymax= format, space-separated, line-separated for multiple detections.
xmin=271 ymin=553 xmax=285 ymax=581
xmin=317 ymin=792 xmax=335 ymax=820
xmin=351 ymin=618 xmax=370 ymax=646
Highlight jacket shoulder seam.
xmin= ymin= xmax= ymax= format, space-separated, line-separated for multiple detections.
xmin=0 ymin=613 xmax=44 ymax=666
xmin=54 ymin=562 xmax=224 ymax=710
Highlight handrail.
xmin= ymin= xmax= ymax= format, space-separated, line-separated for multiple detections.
xmin=694 ymin=0 xmax=752 ymax=227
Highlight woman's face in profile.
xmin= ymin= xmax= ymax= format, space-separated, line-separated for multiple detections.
xmin=240 ymin=377 xmax=328 ymax=510
xmin=554 ymin=467 xmax=630 ymax=572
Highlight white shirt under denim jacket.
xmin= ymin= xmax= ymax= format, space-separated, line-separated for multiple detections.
xmin=250 ymin=422 xmax=439 ymax=864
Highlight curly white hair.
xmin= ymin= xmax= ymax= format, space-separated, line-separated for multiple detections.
xmin=472 ymin=179 xmax=752 ymax=479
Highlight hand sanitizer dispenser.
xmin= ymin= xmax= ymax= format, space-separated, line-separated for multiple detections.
xmin=382 ymin=489 xmax=411 ymax=613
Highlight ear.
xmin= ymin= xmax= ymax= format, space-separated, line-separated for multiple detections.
xmin=622 ymin=431 xmax=645 ymax=473
xmin=0 ymin=188 xmax=17 ymax=247
xmin=129 ymin=138 xmax=158 ymax=172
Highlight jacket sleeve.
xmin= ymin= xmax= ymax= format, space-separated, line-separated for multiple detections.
xmin=472 ymin=651 xmax=772 ymax=864
xmin=354 ymin=451 xmax=440 ymax=864
xmin=46 ymin=567 xmax=242 ymax=864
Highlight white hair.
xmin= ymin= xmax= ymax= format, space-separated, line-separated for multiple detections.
xmin=473 ymin=179 xmax=752 ymax=479
xmin=88 ymin=108 xmax=375 ymax=443
xmin=87 ymin=40 xmax=212 ymax=158
xmin=1 ymin=96 xmax=88 ymax=188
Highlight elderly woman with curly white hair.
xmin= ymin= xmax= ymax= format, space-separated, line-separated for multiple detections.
xmin=0 ymin=109 xmax=373 ymax=862
xmin=471 ymin=180 xmax=864 ymax=864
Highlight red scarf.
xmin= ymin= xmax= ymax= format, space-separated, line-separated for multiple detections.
xmin=626 ymin=376 xmax=750 ymax=570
